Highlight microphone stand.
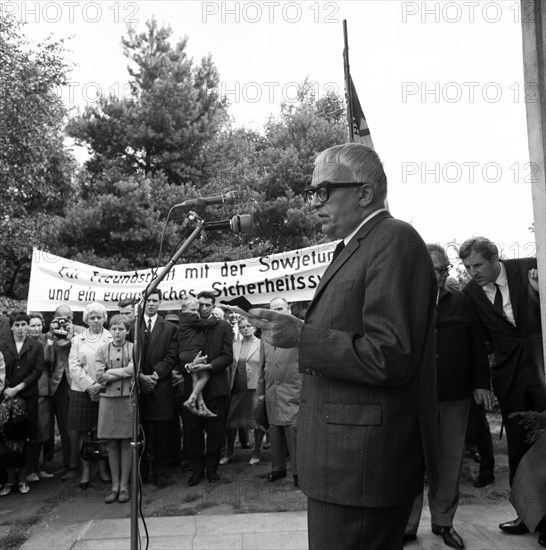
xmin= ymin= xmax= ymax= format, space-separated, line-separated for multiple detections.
xmin=130 ymin=213 xmax=206 ymax=550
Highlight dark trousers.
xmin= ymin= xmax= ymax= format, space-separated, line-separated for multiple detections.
xmin=51 ymin=375 xmax=71 ymax=466
xmin=167 ymin=390 xmax=185 ymax=465
xmin=307 ymin=496 xmax=414 ymax=550
xmin=497 ymin=358 xmax=546 ymax=484
xmin=187 ymin=395 xmax=228 ymax=475
xmin=140 ymin=420 xmax=171 ymax=480
xmin=466 ymin=399 xmax=494 ymax=478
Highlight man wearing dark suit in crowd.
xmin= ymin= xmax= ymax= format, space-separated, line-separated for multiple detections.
xmin=459 ymin=236 xmax=546 ymax=545
xmin=184 ymin=291 xmax=233 ymax=486
xmin=138 ymin=289 xmax=178 ymax=488
xmin=251 ymin=143 xmax=439 ymax=550
xmin=405 ymin=244 xmax=493 ymax=549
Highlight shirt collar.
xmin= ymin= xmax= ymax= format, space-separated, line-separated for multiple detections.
xmin=495 ymin=262 xmax=508 ymax=288
xmin=344 ymin=208 xmax=387 ymax=245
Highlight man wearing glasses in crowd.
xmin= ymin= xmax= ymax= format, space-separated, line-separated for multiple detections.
xmin=404 ymin=244 xmax=493 ymax=549
xmin=251 ymin=143 xmax=439 ymax=550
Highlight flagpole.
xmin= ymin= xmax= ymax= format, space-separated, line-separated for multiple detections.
xmin=343 ymin=19 xmax=355 ymax=142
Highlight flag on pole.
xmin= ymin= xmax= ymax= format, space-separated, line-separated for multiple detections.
xmin=346 ymin=74 xmax=374 ymax=148
xmin=343 ymin=20 xmax=374 ymax=149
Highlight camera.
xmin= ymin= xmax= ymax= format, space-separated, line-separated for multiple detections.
xmin=50 ymin=317 xmax=70 ymax=338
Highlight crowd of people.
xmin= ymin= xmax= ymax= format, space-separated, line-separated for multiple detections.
xmin=0 ymin=290 xmax=304 ymax=503
xmin=0 ymin=143 xmax=544 ymax=549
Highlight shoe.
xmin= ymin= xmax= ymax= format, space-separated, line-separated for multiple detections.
xmin=207 ymin=472 xmax=220 ymax=483
xmin=62 ymin=468 xmax=78 ymax=481
xmin=498 ymin=517 xmax=529 ymax=534
xmin=38 ymin=470 xmax=54 ymax=479
xmin=188 ymin=472 xmax=203 ymax=486
xmin=538 ymin=529 xmax=546 ymax=547
xmin=248 ymin=456 xmax=260 ymax=465
xmin=219 ymin=455 xmax=233 ymax=465
xmin=18 ymin=482 xmax=30 ymax=494
xmin=79 ymin=481 xmax=90 ymax=490
xmin=293 ymin=474 xmax=299 ymax=488
xmin=98 ymin=473 xmax=112 ymax=484
xmin=267 ymin=470 xmax=287 ymax=482
xmin=473 ymin=474 xmax=494 ymax=488
xmin=432 ymin=526 xmax=464 ymax=549
xmin=240 ymin=443 xmax=251 ymax=449
xmin=0 ymin=483 xmax=14 ymax=497
xmin=104 ymin=490 xmax=119 ymax=503
xmin=155 ymin=475 xmax=168 ymax=489
xmin=402 ymin=533 xmax=417 ymax=545
xmin=181 ymin=461 xmax=193 ymax=472
xmin=118 ymin=489 xmax=130 ymax=503
xmin=25 ymin=473 xmax=40 ymax=483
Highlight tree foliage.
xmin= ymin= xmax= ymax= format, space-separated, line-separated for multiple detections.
xmin=0 ymin=13 xmax=75 ymax=297
xmin=2 ymin=17 xmax=350 ymax=299
xmin=67 ymin=17 xmax=228 ymax=185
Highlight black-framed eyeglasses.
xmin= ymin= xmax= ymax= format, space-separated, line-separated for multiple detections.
xmin=303 ymin=182 xmax=365 ymax=204
xmin=434 ymin=265 xmax=452 ymax=276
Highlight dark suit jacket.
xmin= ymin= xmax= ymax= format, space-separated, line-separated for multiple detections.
xmin=138 ymin=316 xmax=178 ymax=421
xmin=436 ymin=287 xmax=490 ymax=400
xmin=297 ymin=211 xmax=439 ymax=508
xmin=463 ymin=258 xmax=543 ymax=399
xmin=201 ymin=319 xmax=233 ymax=400
xmin=1 ymin=336 xmax=44 ymax=398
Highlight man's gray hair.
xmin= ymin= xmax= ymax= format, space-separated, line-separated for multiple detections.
xmin=316 ymin=143 xmax=387 ymax=202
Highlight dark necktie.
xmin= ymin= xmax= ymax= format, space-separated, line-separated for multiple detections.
xmin=332 ymin=241 xmax=345 ymax=262
xmin=147 ymin=319 xmax=152 ymax=333
xmin=493 ymin=283 xmax=504 ymax=316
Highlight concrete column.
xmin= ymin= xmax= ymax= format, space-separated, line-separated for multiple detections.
xmin=521 ymin=0 xmax=546 ymax=367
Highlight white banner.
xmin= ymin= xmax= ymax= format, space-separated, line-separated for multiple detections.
xmin=27 ymin=244 xmax=339 ymax=312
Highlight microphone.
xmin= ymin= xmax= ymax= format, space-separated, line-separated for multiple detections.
xmin=204 ymin=214 xmax=253 ymax=233
xmin=175 ymin=191 xmax=239 ymax=208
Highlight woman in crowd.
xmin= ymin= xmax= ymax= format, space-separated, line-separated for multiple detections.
xmin=96 ymin=315 xmax=134 ymax=504
xmin=220 ymin=319 xmax=262 ymax=465
xmin=0 ymin=312 xmax=44 ymax=495
xmin=67 ymin=302 xmax=111 ymax=489
xmin=26 ymin=313 xmax=55 ymax=482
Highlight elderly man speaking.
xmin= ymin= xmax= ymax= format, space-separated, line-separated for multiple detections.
xmin=251 ymin=143 xmax=439 ymax=550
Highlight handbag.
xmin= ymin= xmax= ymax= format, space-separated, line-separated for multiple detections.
xmin=0 ymin=396 xmax=30 ymax=466
xmin=80 ymin=429 xmax=108 ymax=461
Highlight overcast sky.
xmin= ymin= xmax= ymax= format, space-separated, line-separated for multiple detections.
xmin=15 ymin=0 xmax=537 ymax=263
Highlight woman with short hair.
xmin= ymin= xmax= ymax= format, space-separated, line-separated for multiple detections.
xmin=67 ymin=302 xmax=112 ymax=489
xmin=0 ymin=312 xmax=44 ymax=496
xmin=96 ymin=315 xmax=134 ymax=503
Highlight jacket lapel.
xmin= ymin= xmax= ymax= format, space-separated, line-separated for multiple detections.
xmin=306 ymin=211 xmax=392 ymax=317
